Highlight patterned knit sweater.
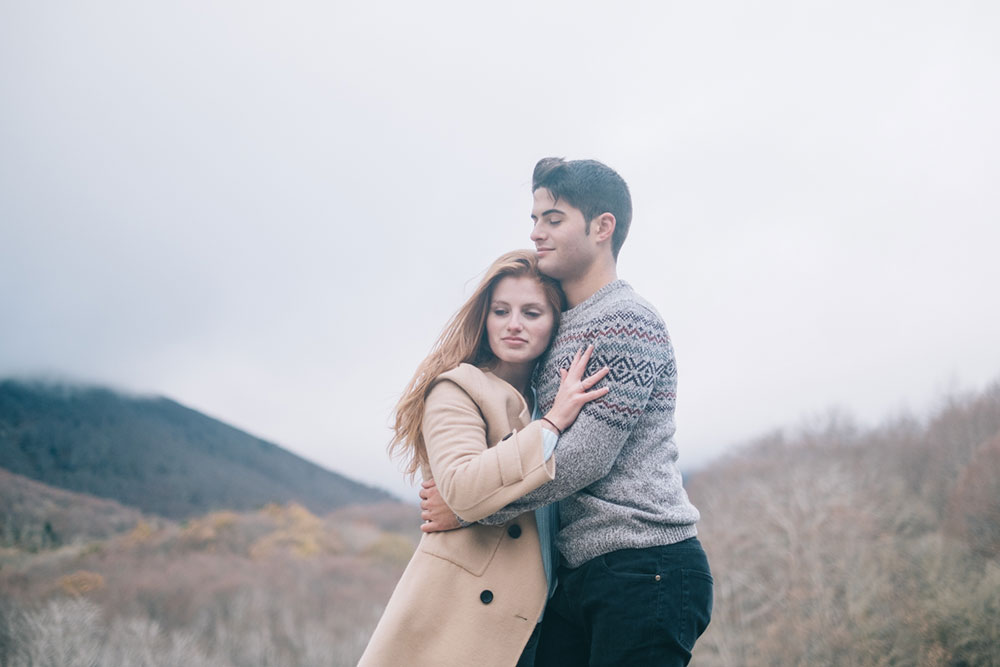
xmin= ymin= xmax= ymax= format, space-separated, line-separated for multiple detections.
xmin=480 ymin=280 xmax=700 ymax=568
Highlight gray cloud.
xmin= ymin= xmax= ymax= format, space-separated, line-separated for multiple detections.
xmin=2 ymin=1 xmax=998 ymax=500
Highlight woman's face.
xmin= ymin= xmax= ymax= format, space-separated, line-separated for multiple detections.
xmin=485 ymin=275 xmax=556 ymax=367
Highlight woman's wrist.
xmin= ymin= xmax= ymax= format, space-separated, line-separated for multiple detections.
xmin=540 ymin=414 xmax=564 ymax=435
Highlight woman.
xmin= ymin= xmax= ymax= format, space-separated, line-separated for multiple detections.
xmin=358 ymin=250 xmax=608 ymax=667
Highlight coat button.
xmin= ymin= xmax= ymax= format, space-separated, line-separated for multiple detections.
xmin=480 ymin=590 xmax=494 ymax=604
xmin=501 ymin=432 xmax=513 ymax=441
xmin=507 ymin=524 xmax=522 ymax=539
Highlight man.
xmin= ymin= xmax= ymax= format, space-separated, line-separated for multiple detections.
xmin=427 ymin=157 xmax=712 ymax=665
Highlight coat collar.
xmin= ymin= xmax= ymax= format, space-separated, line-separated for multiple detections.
xmin=434 ymin=363 xmax=532 ymax=425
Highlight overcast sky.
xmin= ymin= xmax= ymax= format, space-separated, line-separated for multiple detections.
xmin=2 ymin=1 xmax=998 ymax=501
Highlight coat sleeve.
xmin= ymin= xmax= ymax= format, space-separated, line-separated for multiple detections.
xmin=423 ymin=379 xmax=556 ymax=522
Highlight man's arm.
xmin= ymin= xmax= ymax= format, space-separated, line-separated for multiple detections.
xmin=421 ymin=379 xmax=556 ymax=522
xmin=477 ymin=306 xmax=675 ymax=525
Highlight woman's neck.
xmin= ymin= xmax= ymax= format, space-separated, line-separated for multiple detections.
xmin=490 ymin=361 xmax=533 ymax=398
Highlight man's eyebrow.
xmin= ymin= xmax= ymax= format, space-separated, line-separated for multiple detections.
xmin=532 ymin=208 xmax=566 ymax=220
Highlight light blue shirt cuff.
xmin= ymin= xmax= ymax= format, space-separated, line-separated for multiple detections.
xmin=542 ymin=428 xmax=558 ymax=460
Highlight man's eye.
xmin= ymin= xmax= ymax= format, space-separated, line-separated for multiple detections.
xmin=549 ymin=219 xmax=562 ymax=225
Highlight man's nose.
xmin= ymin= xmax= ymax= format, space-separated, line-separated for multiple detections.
xmin=530 ymin=221 xmax=545 ymax=243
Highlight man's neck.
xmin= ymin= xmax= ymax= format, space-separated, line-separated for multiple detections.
xmin=562 ymin=260 xmax=618 ymax=309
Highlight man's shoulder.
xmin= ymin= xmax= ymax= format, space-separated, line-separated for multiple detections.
xmin=585 ymin=285 xmax=668 ymax=339
xmin=612 ymin=282 xmax=666 ymax=323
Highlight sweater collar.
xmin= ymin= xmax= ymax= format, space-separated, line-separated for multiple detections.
xmin=561 ymin=279 xmax=630 ymax=322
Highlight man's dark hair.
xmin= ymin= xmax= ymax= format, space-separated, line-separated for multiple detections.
xmin=532 ymin=157 xmax=633 ymax=259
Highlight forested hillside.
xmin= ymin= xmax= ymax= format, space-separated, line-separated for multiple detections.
xmin=0 ymin=468 xmax=142 ymax=552
xmin=687 ymin=381 xmax=1000 ymax=665
xmin=0 ymin=380 xmax=391 ymax=517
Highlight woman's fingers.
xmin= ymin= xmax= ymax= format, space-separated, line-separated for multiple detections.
xmin=582 ymin=385 xmax=610 ymax=403
xmin=566 ymin=345 xmax=591 ymax=381
xmin=584 ymin=365 xmax=611 ymax=387
xmin=422 ymin=518 xmax=456 ymax=533
xmin=559 ymin=345 xmax=609 ymax=393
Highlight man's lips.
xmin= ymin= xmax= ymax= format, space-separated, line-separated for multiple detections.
xmin=536 ymin=247 xmax=554 ymax=254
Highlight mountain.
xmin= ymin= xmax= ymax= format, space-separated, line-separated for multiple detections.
xmin=0 ymin=379 xmax=391 ymax=518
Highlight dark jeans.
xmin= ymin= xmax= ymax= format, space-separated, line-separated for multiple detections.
xmin=534 ymin=537 xmax=713 ymax=667
xmin=517 ymin=623 xmax=542 ymax=667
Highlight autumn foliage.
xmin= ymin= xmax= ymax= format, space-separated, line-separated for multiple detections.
xmin=0 ymin=500 xmax=420 ymax=666
xmin=688 ymin=381 xmax=1000 ymax=666
xmin=948 ymin=433 xmax=1000 ymax=559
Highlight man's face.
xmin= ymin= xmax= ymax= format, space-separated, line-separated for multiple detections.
xmin=530 ymin=188 xmax=596 ymax=281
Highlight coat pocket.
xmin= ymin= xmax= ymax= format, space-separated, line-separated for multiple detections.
xmin=418 ymin=524 xmax=505 ymax=576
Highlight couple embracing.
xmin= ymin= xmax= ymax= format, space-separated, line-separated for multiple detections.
xmin=359 ymin=158 xmax=713 ymax=666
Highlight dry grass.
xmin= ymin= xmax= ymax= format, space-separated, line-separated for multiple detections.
xmin=0 ymin=501 xmax=421 ymax=667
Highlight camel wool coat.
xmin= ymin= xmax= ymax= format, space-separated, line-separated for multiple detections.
xmin=358 ymin=364 xmax=557 ymax=667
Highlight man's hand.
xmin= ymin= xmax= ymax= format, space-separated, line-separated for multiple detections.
xmin=419 ymin=479 xmax=462 ymax=533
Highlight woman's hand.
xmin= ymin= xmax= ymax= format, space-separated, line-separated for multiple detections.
xmin=419 ymin=479 xmax=462 ymax=533
xmin=543 ymin=344 xmax=610 ymax=434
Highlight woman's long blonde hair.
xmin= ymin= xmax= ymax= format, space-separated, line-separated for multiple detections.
xmin=389 ymin=250 xmax=565 ymax=478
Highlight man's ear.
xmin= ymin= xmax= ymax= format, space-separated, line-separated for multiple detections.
xmin=592 ymin=213 xmax=616 ymax=244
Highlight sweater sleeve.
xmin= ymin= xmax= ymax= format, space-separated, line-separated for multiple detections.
xmin=423 ymin=379 xmax=556 ymax=522
xmin=476 ymin=306 xmax=675 ymax=525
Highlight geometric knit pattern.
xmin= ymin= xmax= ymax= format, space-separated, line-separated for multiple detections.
xmin=480 ymin=280 xmax=700 ymax=568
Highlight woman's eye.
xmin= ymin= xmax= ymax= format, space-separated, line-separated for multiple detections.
xmin=492 ymin=309 xmax=508 ymax=316
xmin=524 ymin=311 xmax=541 ymax=319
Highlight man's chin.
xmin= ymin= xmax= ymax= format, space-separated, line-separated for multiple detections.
xmin=536 ymin=255 xmax=563 ymax=279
